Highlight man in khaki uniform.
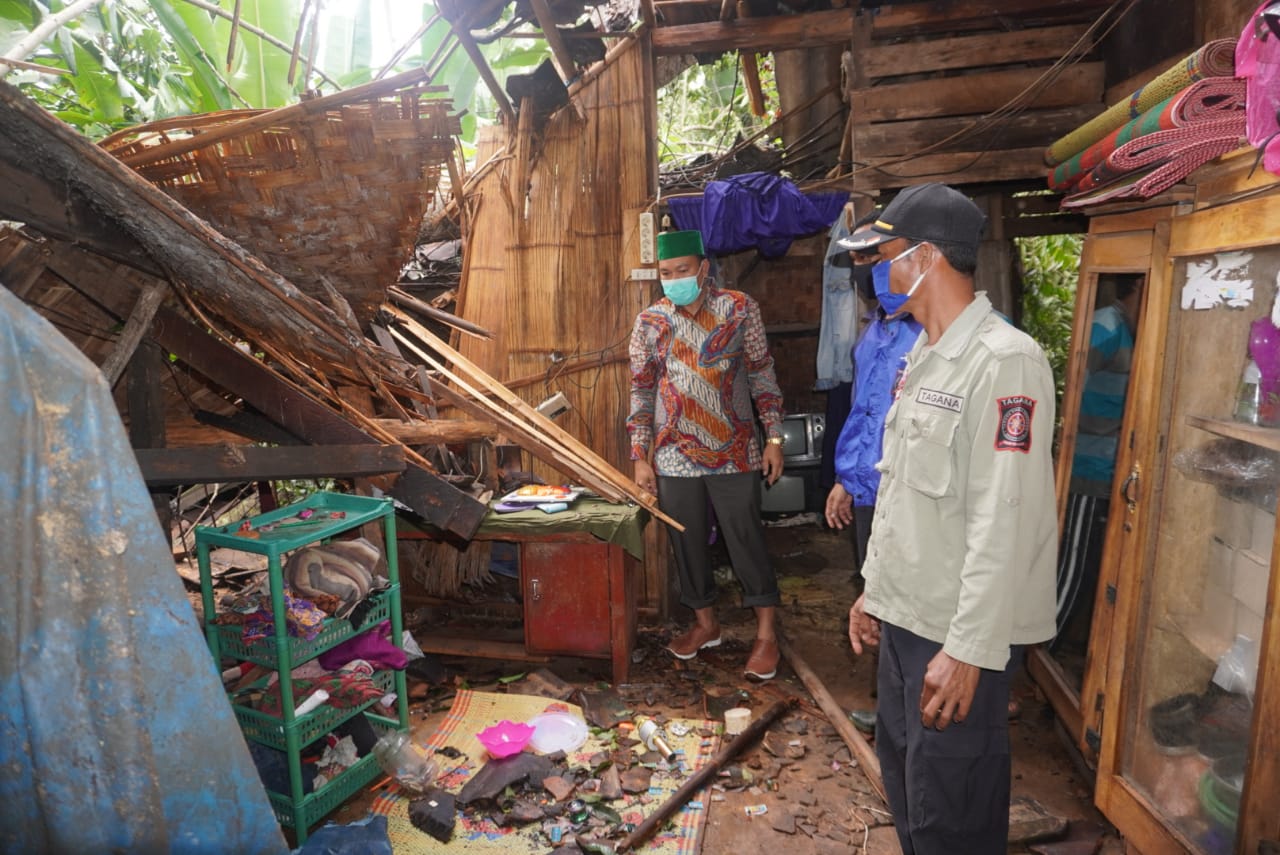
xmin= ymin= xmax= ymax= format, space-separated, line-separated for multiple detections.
xmin=844 ymin=183 xmax=1058 ymax=854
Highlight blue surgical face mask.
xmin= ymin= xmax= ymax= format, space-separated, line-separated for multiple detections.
xmin=662 ymin=274 xmax=702 ymax=306
xmin=871 ymin=243 xmax=926 ymax=316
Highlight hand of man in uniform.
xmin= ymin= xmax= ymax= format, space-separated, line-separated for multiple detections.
xmin=634 ymin=459 xmax=657 ymax=496
xmin=761 ymin=443 xmax=784 ymax=485
xmin=847 ymin=593 xmax=880 ymax=654
xmin=919 ymin=650 xmax=980 ymax=731
xmin=825 ymin=482 xmax=854 ymax=529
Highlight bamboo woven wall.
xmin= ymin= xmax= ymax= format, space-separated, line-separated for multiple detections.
xmin=457 ymin=36 xmax=664 ymax=608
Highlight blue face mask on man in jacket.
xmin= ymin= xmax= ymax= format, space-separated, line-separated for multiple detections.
xmin=871 ymin=242 xmax=928 ymax=317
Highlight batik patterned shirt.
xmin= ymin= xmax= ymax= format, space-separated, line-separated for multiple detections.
xmin=628 ymin=285 xmax=784 ymax=477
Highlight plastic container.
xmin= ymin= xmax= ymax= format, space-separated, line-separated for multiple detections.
xmin=1235 ymin=358 xmax=1261 ymax=424
xmin=372 ymin=731 xmax=436 ymax=792
xmin=724 ymin=707 xmax=752 ymax=735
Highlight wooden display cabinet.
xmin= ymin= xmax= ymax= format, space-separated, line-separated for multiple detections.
xmin=1041 ymin=161 xmax=1280 ymax=854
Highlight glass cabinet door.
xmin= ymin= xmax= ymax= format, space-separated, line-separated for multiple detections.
xmin=1116 ymin=244 xmax=1279 ymax=854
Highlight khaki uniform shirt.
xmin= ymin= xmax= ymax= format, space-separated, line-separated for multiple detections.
xmin=862 ymin=293 xmax=1058 ymax=671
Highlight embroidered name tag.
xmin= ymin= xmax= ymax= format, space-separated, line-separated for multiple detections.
xmin=995 ymin=395 xmax=1036 ymax=452
xmin=916 ymin=387 xmax=964 ymax=413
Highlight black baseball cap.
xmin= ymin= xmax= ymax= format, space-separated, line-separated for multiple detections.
xmin=836 ymin=183 xmax=986 ymax=252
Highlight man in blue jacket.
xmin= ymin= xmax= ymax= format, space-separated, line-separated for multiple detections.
xmin=825 ymin=212 xmax=923 ymax=583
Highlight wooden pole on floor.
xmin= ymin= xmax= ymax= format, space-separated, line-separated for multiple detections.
xmin=777 ymin=634 xmax=887 ymax=804
xmin=615 ymin=697 xmax=796 ymax=853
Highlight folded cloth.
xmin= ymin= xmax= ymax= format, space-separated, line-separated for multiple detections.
xmin=238 ymin=586 xmax=328 ymax=644
xmin=318 ymin=620 xmax=408 ymax=672
xmin=258 ymin=672 xmax=386 ymax=718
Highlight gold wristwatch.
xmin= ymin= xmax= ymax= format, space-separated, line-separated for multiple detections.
xmin=766 ymin=436 xmax=785 ymax=446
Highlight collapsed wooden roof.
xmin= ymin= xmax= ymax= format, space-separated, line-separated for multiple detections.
xmin=0 ymin=63 xmax=671 ymax=539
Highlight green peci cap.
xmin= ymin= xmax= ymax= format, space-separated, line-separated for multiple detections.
xmin=656 ymin=229 xmax=704 ymax=260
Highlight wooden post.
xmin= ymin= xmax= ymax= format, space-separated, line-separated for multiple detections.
xmin=100 ymin=282 xmax=166 ymax=388
xmin=451 ymin=24 xmax=515 ymax=124
xmin=527 ymin=0 xmax=578 ymax=82
xmin=616 ymin=698 xmax=797 ymax=852
xmin=777 ymin=634 xmax=887 ymax=804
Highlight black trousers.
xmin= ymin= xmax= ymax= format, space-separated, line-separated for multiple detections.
xmin=657 ymin=472 xmax=780 ymax=609
xmin=876 ymin=623 xmax=1016 ymax=855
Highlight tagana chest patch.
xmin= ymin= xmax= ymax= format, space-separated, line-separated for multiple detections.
xmin=916 ymin=387 xmax=964 ymax=413
xmin=995 ymin=395 xmax=1036 ymax=452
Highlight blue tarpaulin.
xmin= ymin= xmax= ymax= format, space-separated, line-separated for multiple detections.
xmin=667 ymin=172 xmax=848 ymax=258
xmin=0 ymin=286 xmax=287 ymax=854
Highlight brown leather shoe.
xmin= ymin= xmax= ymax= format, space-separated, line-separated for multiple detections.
xmin=744 ymin=637 xmax=779 ymax=681
xmin=666 ymin=623 xmax=722 ymax=660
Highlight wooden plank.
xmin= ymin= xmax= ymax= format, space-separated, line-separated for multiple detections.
xmin=852 ymin=62 xmax=1103 ymax=123
xmin=870 ymin=0 xmax=1114 ymax=38
xmin=1087 ymin=206 xmax=1175 ymax=235
xmin=100 ymin=282 xmax=166 ymax=387
xmin=134 ymin=443 xmax=406 ymax=486
xmin=451 ymin=25 xmax=514 ymax=124
xmin=1026 ymin=647 xmax=1083 ymax=744
xmin=1168 ymin=191 xmax=1280 ymax=257
xmin=863 ymin=23 xmax=1092 ymax=79
xmin=1240 ymin=517 xmax=1280 ymax=851
xmin=856 ymin=104 xmax=1100 ymax=157
xmin=528 ymin=0 xmax=580 ymax=82
xmin=127 ymin=341 xmax=166 ymax=451
xmin=852 ymin=146 xmax=1049 ymax=190
xmin=371 ymin=418 xmax=499 ymax=444
xmin=652 ymin=8 xmax=853 ymax=55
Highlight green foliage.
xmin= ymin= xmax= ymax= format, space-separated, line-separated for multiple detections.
xmin=657 ymin=53 xmax=779 ymax=165
xmin=1017 ymin=232 xmax=1083 ymax=415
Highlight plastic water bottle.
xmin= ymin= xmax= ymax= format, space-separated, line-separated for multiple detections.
xmin=372 ymin=731 xmax=437 ymax=792
xmin=1235 ymin=359 xmax=1261 ymax=424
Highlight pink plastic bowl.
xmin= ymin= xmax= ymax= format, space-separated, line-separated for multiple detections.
xmin=477 ymin=720 xmax=535 ymax=759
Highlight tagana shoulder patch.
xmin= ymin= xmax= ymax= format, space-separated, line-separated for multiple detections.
xmin=995 ymin=395 xmax=1035 ymax=452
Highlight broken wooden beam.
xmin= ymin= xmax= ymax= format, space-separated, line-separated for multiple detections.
xmin=528 ymin=0 xmax=579 ymax=83
xmin=777 ymin=634 xmax=886 ymax=804
xmin=371 ymin=418 xmax=499 ymax=444
xmin=388 ymin=287 xmax=493 ymax=340
xmin=100 ymin=282 xmax=166 ymax=387
xmin=386 ymin=311 xmax=684 ymax=531
xmin=144 ymin=302 xmax=486 ymax=538
xmin=134 ymin=443 xmax=406 ymax=486
xmin=616 ymin=697 xmax=796 ymax=852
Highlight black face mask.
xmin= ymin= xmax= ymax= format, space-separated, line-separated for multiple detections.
xmin=852 ymin=263 xmax=876 ymax=301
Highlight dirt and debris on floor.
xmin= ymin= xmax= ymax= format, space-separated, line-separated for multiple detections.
xmin=309 ymin=520 xmax=1124 ymax=854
